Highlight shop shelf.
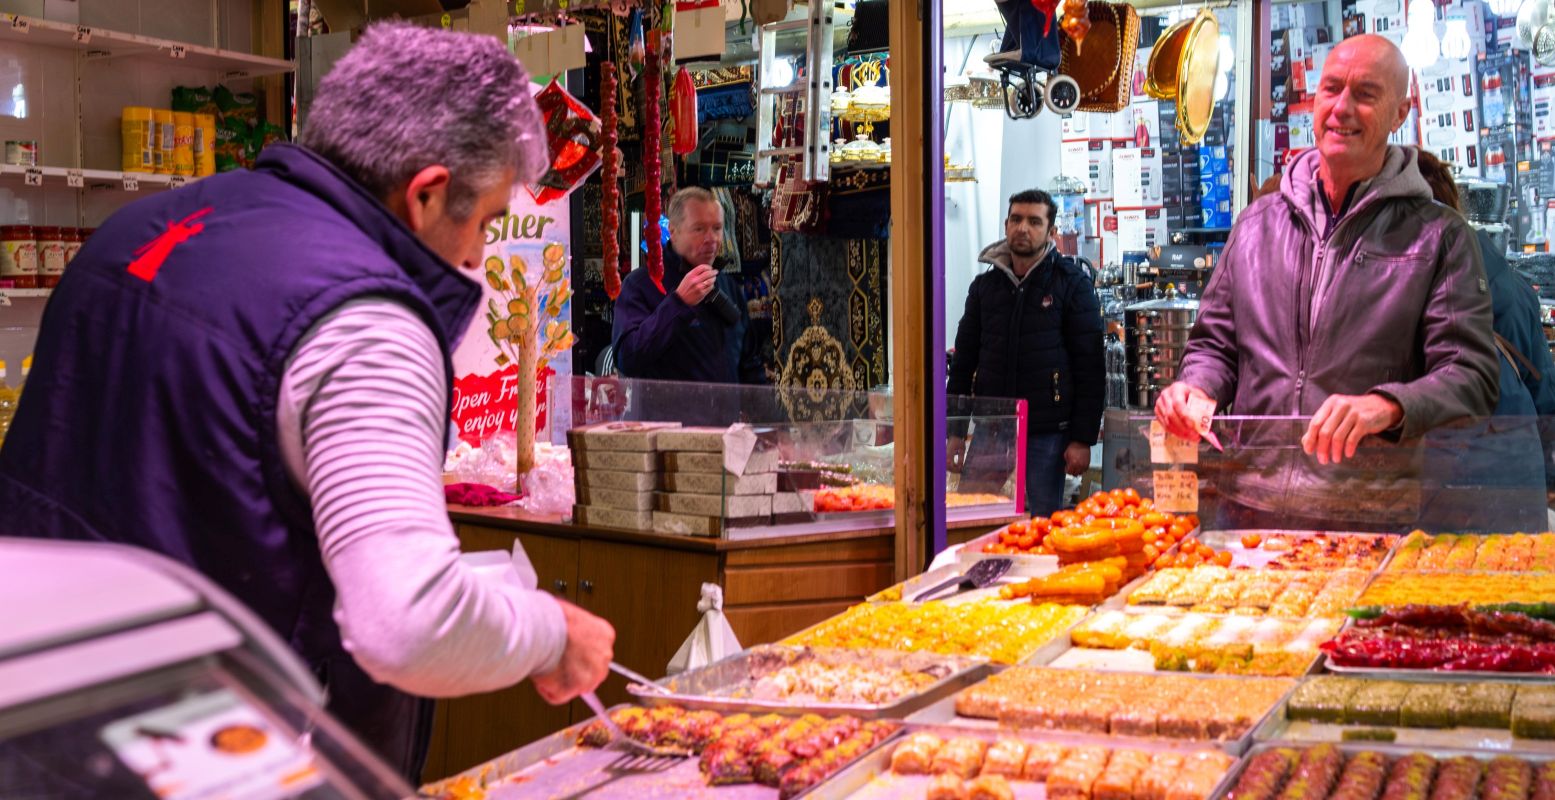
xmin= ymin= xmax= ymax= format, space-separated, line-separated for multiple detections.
xmin=1 ymin=13 xmax=295 ymax=78
xmin=0 ymin=164 xmax=200 ymax=191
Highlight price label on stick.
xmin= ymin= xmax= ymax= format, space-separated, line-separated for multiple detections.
xmin=1153 ymin=469 xmax=1200 ymax=513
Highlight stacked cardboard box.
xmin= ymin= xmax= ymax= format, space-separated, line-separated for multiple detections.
xmin=568 ymin=422 xmax=681 ymax=531
xmin=654 ymin=427 xmax=779 ymax=536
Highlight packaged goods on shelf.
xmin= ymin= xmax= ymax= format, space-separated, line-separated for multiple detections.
xmin=121 ymin=107 xmax=155 ymax=172
xmin=953 ymin=667 xmax=1294 ymax=740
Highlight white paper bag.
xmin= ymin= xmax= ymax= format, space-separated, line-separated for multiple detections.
xmin=667 ymin=583 xmax=742 ymax=675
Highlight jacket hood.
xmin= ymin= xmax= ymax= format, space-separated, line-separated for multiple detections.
xmin=978 ymin=238 xmax=1057 ymax=284
xmin=1280 ymin=145 xmax=1432 ymax=235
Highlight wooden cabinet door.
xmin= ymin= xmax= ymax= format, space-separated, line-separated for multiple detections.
xmin=570 ymin=540 xmax=719 ymax=716
xmin=421 ymin=527 xmax=580 ymax=783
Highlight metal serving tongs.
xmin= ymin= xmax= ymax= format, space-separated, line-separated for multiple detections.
xmin=610 ymin=661 xmax=672 ymax=694
xmin=912 ymin=557 xmax=1013 ymax=602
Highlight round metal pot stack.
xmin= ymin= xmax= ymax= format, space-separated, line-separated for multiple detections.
xmin=1123 ymin=298 xmax=1199 ymax=408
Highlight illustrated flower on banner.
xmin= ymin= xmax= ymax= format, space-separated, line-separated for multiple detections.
xmin=482 ymin=245 xmax=574 ymax=375
xmin=529 ymin=79 xmax=604 ymax=206
xmin=483 ymin=243 xmax=574 ymax=473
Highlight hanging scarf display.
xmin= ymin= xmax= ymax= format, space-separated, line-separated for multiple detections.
xmin=601 ymin=63 xmax=622 ymax=299
xmin=671 ymin=66 xmax=699 ymax=156
xmin=643 ymin=26 xmax=665 ymax=293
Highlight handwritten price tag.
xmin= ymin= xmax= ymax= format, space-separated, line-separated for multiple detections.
xmin=66 ymin=169 xmax=83 ymax=188
xmin=122 ymin=175 xmax=139 ymax=192
xmin=169 ymin=175 xmax=187 ymax=188
xmin=169 ymin=44 xmax=187 ymax=59
xmin=74 ymin=25 xmax=92 ymax=43
xmin=9 ymin=14 xmax=30 ymax=33
xmin=1152 ymin=469 xmax=1200 ymax=513
xmin=1148 ymin=420 xmax=1199 ymax=465
xmin=23 ymin=168 xmax=42 ymax=187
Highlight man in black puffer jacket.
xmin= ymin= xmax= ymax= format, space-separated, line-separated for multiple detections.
xmin=948 ymin=189 xmax=1105 ymax=515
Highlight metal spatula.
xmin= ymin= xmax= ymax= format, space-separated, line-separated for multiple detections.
xmin=578 ymin=692 xmax=689 ymax=758
xmin=912 ymin=557 xmax=1013 ymax=602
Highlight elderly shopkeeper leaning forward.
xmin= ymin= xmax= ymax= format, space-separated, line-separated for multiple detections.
xmin=0 ymin=24 xmax=612 ymax=781
xmin=1155 ymin=34 xmax=1498 ymax=529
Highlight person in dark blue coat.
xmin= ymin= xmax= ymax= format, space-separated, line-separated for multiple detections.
xmin=1416 ymin=151 xmax=1555 ymax=530
xmin=611 ymin=187 xmax=765 ymax=385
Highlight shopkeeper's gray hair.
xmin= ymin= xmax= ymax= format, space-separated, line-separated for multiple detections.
xmin=297 ymin=22 xmax=546 ymax=219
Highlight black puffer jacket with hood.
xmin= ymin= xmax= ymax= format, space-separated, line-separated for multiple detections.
xmin=948 ymin=240 xmax=1105 ymax=444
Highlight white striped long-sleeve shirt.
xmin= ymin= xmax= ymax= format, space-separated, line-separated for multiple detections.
xmin=276 ymin=297 xmax=566 ymax=697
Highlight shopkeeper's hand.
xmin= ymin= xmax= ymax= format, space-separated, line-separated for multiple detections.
xmin=533 ymin=600 xmax=616 ymax=705
xmin=675 ymin=263 xmax=718 ymax=306
xmin=947 ymin=436 xmax=966 ymax=473
xmin=1302 ymin=393 xmax=1404 ymax=466
xmin=1064 ymin=442 xmax=1091 ymax=477
xmin=1155 ymin=381 xmax=1211 ymax=442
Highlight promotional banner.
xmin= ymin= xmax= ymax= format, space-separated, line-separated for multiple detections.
xmin=449 ymin=186 xmax=573 ymax=447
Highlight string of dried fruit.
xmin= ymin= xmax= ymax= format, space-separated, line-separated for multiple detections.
xmin=643 ymin=25 xmax=665 ymax=293
xmin=1060 ymin=0 xmax=1090 ymax=51
xmin=600 ymin=62 xmax=622 ymax=300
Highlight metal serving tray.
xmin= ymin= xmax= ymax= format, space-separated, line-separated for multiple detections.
xmin=804 ymin=726 xmax=1244 ymax=800
xmin=419 ymin=706 xmax=901 ymax=800
xmin=628 ymin=646 xmax=991 ymax=720
xmin=1251 ymin=676 xmax=1555 ymax=754
xmin=901 ymin=669 xmax=1300 ymax=756
xmin=1194 ymin=530 xmax=1398 ymax=572
xmin=1209 ymin=741 xmax=1555 ymax=800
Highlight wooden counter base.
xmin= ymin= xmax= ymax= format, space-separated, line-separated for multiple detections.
xmin=420 ymin=505 xmax=1015 ymax=783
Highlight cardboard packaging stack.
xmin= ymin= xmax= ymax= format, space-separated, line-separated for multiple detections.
xmin=568 ymin=422 xmax=681 ymax=531
xmin=654 ymin=426 xmax=778 ymax=536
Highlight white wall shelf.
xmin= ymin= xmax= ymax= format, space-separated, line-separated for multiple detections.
xmin=0 ymin=289 xmax=53 ymax=307
xmin=0 ymin=164 xmax=199 ymax=191
xmin=1 ymin=13 xmax=295 ymax=79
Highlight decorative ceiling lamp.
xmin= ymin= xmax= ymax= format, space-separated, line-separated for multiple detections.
xmin=1489 ymin=0 xmax=1524 ymax=19
xmin=1439 ymin=18 xmax=1473 ymax=60
xmin=1401 ymin=0 xmax=1441 ymax=71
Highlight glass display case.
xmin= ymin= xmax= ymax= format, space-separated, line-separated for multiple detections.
xmin=0 ymin=538 xmax=412 ymax=800
xmin=553 ymin=377 xmax=1025 ymax=538
xmin=1101 ymin=412 xmax=1552 ymax=533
